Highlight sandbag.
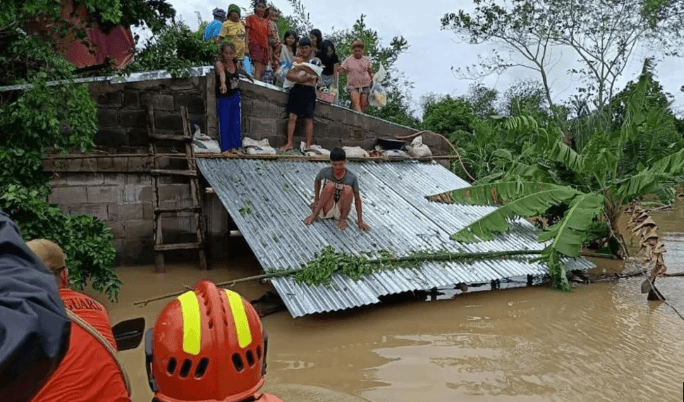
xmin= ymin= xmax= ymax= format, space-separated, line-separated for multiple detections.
xmin=300 ymin=142 xmax=330 ymax=158
xmin=342 ymin=146 xmax=370 ymax=158
xmin=192 ymin=124 xmax=221 ymax=154
xmin=405 ymin=136 xmax=432 ymax=158
xmin=242 ymin=137 xmax=277 ymax=155
xmin=383 ymin=149 xmax=409 ymax=158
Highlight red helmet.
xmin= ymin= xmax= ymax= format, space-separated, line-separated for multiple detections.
xmin=145 ymin=280 xmax=267 ymax=402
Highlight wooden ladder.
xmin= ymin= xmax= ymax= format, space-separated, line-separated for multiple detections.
xmin=147 ymin=105 xmax=207 ymax=273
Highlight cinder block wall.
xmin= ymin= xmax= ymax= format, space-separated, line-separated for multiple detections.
xmin=45 ymin=74 xmax=448 ymax=266
xmin=224 ymin=76 xmax=446 ymax=152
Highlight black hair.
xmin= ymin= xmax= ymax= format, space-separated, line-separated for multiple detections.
xmin=321 ymin=39 xmax=336 ymax=56
xmin=218 ymin=42 xmax=238 ymax=64
xmin=309 ymin=29 xmax=323 ymax=51
xmin=330 ymin=147 xmax=346 ymax=161
xmin=298 ymin=37 xmax=311 ymax=47
xmin=283 ymin=30 xmax=298 ymax=55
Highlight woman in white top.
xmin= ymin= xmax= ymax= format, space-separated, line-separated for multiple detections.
xmin=279 ymin=30 xmax=298 ymax=90
xmin=280 ymin=30 xmax=297 ymax=65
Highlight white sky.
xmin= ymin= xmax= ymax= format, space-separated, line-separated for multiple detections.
xmin=162 ymin=0 xmax=684 ymax=118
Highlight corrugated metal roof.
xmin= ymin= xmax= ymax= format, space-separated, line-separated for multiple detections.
xmin=197 ymin=159 xmax=593 ymax=317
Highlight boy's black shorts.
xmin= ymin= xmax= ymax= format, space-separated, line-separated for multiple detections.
xmin=286 ymin=84 xmax=316 ymax=118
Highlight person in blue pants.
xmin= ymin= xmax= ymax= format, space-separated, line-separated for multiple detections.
xmin=215 ymin=42 xmax=253 ymax=154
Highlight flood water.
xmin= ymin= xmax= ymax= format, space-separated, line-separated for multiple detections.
xmin=92 ymin=201 xmax=684 ymax=402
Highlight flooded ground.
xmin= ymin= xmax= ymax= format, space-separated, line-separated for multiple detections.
xmin=92 ymin=201 xmax=684 ymax=402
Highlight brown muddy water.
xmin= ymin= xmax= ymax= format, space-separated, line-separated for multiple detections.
xmin=88 ymin=202 xmax=684 ymax=402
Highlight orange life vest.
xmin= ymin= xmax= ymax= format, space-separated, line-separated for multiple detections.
xmin=31 ymin=289 xmax=130 ymax=402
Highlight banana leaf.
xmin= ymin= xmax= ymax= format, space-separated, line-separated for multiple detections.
xmin=450 ymin=182 xmax=581 ymax=242
xmin=538 ymin=193 xmax=605 ymax=257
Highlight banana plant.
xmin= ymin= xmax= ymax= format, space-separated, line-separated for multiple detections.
xmin=443 ymin=60 xmax=684 ymax=291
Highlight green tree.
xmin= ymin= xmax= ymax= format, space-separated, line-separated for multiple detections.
xmin=442 ymin=0 xmax=684 ymax=113
xmin=0 ymin=0 xmax=174 ymax=301
xmin=123 ymin=20 xmax=217 ymax=77
xmin=282 ymin=0 xmax=313 ymax=38
xmin=444 ymin=60 xmax=684 ymax=291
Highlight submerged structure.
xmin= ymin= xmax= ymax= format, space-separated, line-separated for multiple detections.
xmin=198 ymin=159 xmax=593 ymax=318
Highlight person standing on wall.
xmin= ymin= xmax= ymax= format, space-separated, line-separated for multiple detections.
xmin=215 ymin=42 xmax=253 ymax=155
xmin=27 ymin=239 xmax=132 ymax=402
xmin=203 ymin=8 xmax=226 ymax=40
xmin=0 ymin=212 xmax=70 ymax=402
xmin=280 ymin=38 xmax=321 ymax=153
xmin=318 ymin=39 xmax=340 ymax=90
xmin=279 ymin=30 xmax=298 ymax=91
xmin=245 ymin=0 xmax=272 ymax=81
xmin=216 ymin=5 xmax=247 ymax=66
xmin=263 ymin=6 xmax=282 ymax=76
xmin=338 ymin=39 xmax=374 ymax=114
xmin=309 ymin=28 xmax=323 ymax=58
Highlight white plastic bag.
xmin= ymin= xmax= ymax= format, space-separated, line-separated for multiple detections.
xmin=369 ymin=64 xmax=387 ymax=108
xmin=242 ymin=137 xmax=277 ymax=155
xmin=276 ymin=61 xmax=291 ymax=83
xmin=405 ymin=136 xmax=432 ymax=158
xmin=342 ymin=146 xmax=370 ymax=158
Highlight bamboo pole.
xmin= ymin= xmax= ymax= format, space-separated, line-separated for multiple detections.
xmin=133 ymin=249 xmax=543 ymax=307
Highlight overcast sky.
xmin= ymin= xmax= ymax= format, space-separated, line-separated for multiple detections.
xmin=163 ymin=0 xmax=684 ymax=118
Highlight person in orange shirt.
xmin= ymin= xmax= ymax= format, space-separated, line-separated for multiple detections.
xmin=145 ymin=280 xmax=283 ymax=402
xmin=244 ymin=0 xmax=272 ymax=81
xmin=27 ymin=239 xmax=131 ymax=402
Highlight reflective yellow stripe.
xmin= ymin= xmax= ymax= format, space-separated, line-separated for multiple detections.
xmin=225 ymin=290 xmax=252 ymax=348
xmin=177 ymin=291 xmax=201 ymax=355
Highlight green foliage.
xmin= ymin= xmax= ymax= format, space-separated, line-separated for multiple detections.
xmin=122 ymin=21 xmax=217 ymax=78
xmin=439 ymin=61 xmax=684 ymax=291
xmin=442 ymin=0 xmax=684 ymax=110
xmin=451 ymin=182 xmax=580 ymax=243
xmin=0 ymin=0 xmax=144 ymax=301
xmin=0 ymin=186 xmax=120 ymax=301
xmin=292 ymin=246 xmax=543 ymax=287
xmin=537 ymin=193 xmax=605 ymax=257
xmin=282 ymin=0 xmax=313 ymax=38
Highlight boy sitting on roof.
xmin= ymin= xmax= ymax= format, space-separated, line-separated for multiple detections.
xmin=304 ymin=148 xmax=371 ymax=232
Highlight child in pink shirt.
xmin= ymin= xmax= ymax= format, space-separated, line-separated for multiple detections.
xmin=338 ymin=39 xmax=374 ymax=113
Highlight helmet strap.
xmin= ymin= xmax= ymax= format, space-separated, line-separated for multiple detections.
xmin=145 ymin=329 xmax=160 ymax=392
xmin=261 ymin=331 xmax=269 ymax=377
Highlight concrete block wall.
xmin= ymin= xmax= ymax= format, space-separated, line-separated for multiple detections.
xmin=46 ymin=169 xmax=197 ymax=265
xmin=89 ymin=77 xmax=208 ymax=152
xmin=207 ymin=74 xmax=448 ymax=153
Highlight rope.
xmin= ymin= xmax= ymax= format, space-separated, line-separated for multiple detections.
xmin=66 ymin=309 xmax=132 ymax=395
xmin=635 ymin=265 xmax=684 ymax=322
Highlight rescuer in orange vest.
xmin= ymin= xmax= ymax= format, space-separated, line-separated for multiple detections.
xmin=27 ymin=239 xmax=131 ymax=402
xmin=145 ymin=280 xmax=283 ymax=402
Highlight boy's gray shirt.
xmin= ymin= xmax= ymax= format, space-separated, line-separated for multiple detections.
xmin=315 ymin=167 xmax=359 ymax=192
